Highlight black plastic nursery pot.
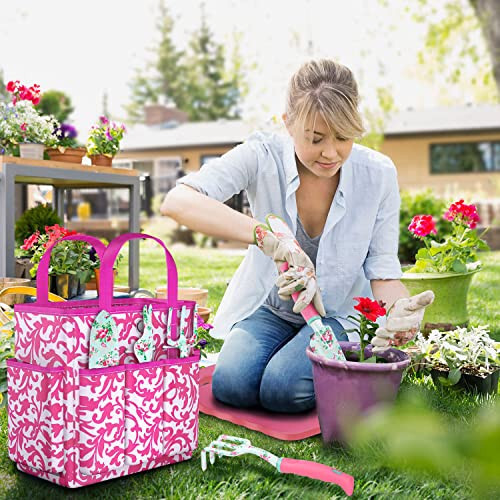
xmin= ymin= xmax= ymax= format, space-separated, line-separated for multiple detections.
xmin=431 ymin=367 xmax=500 ymax=395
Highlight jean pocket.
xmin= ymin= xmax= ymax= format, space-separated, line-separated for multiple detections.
xmin=124 ymin=361 xmax=165 ymax=465
xmin=163 ymin=355 xmax=200 ymax=457
xmin=7 ymin=359 xmax=65 ymax=474
xmin=78 ymin=365 xmax=126 ymax=475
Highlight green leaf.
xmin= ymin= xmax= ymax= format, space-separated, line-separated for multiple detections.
xmin=452 ymin=260 xmax=467 ymax=273
xmin=448 ymin=368 xmax=462 ymax=385
xmin=361 ymin=356 xmax=377 ymax=363
xmin=416 ymin=248 xmax=430 ymax=259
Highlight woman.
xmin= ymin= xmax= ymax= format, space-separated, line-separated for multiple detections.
xmin=161 ymin=59 xmax=432 ymax=413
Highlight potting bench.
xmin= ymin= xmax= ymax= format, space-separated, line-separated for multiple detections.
xmin=0 ymin=156 xmax=141 ymax=290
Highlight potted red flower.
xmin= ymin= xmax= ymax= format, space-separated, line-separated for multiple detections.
xmin=306 ymin=296 xmax=410 ymax=444
xmin=400 ymin=199 xmax=489 ymax=332
xmin=21 ymin=224 xmax=97 ymax=299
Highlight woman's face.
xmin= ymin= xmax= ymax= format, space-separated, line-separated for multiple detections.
xmin=285 ymin=113 xmax=354 ymax=179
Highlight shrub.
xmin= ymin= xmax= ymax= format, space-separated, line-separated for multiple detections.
xmin=398 ymin=189 xmax=452 ymax=264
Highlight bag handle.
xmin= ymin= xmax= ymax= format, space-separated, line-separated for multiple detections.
xmin=98 ymin=233 xmax=178 ymax=310
xmin=36 ymin=234 xmax=107 ymax=305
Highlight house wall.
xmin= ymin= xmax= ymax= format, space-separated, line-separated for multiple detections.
xmin=116 ymin=145 xmax=235 ymax=172
xmin=380 ymin=131 xmax=500 ymax=199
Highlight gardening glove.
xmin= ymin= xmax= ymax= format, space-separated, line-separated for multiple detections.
xmin=371 ymin=290 xmax=435 ymax=353
xmin=254 ymin=223 xmax=326 ymax=316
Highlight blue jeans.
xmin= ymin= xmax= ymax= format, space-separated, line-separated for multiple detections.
xmin=212 ymin=306 xmax=348 ymax=413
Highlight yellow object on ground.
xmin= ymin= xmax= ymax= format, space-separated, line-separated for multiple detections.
xmin=0 ymin=286 xmax=65 ymax=303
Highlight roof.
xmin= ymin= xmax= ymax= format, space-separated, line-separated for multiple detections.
xmin=384 ymin=104 xmax=500 ymax=136
xmin=121 ymin=120 xmax=255 ymax=151
xmin=120 ymin=104 xmax=500 ymax=152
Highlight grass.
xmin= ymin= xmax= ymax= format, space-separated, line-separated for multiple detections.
xmin=0 ymin=247 xmax=498 ymax=499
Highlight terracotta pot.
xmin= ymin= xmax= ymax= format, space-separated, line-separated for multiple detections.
xmin=46 ymin=147 xmax=87 ymax=164
xmin=197 ymin=306 xmax=212 ymax=323
xmin=155 ymin=286 xmax=208 ymax=306
xmin=88 ymin=154 xmax=113 ymax=167
xmin=94 ymin=268 xmax=119 ymax=293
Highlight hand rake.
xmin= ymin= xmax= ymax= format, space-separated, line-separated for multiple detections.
xmin=201 ymin=434 xmax=354 ymax=496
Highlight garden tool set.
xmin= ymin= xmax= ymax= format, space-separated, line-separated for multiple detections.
xmin=4 ymin=226 xmax=355 ymax=491
xmin=201 ymin=434 xmax=354 ymax=496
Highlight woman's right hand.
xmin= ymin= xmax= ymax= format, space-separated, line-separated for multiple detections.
xmin=254 ymin=224 xmax=326 ymax=316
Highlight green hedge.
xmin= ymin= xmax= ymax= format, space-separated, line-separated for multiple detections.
xmin=398 ymin=189 xmax=453 ymax=264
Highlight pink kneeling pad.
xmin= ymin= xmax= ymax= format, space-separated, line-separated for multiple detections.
xmin=199 ymin=365 xmax=321 ymax=441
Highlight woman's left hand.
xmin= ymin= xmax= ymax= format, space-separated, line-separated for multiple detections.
xmin=275 ymin=265 xmax=326 ymax=316
xmin=371 ymin=290 xmax=435 ymax=352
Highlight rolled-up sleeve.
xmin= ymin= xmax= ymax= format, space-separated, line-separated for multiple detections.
xmin=363 ymin=163 xmax=403 ymax=280
xmin=177 ymin=140 xmax=259 ymax=202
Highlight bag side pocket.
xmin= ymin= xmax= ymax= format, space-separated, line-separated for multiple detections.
xmin=78 ymin=365 xmax=125 ymax=475
xmin=7 ymin=359 xmax=65 ymax=474
xmin=163 ymin=353 xmax=200 ymax=457
xmin=124 ymin=361 xmax=164 ymax=465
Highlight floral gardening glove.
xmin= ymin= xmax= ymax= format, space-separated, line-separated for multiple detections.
xmin=254 ymin=216 xmax=326 ymax=316
xmin=371 ymin=290 xmax=435 ymax=353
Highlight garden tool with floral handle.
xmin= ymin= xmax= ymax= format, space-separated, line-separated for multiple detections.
xmin=89 ymin=310 xmax=119 ymax=368
xmin=265 ymin=214 xmax=346 ymax=362
xmin=133 ymin=305 xmax=156 ymax=362
xmin=166 ymin=305 xmax=192 ymax=357
xmin=201 ymin=434 xmax=354 ymax=495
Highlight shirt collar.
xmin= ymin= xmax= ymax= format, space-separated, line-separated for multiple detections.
xmin=283 ymin=133 xmax=352 ymax=200
xmin=283 ymin=135 xmax=299 ymax=185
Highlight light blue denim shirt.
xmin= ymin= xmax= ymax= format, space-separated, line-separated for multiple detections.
xmin=177 ymin=131 xmax=402 ymax=342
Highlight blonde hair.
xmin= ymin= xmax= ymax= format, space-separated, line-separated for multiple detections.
xmin=285 ymin=59 xmax=364 ymax=140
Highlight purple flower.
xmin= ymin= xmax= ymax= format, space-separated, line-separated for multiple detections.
xmin=99 ymin=115 xmax=109 ymax=125
xmin=105 ymin=127 xmax=113 ymax=141
xmin=197 ymin=339 xmax=207 ymax=349
xmin=196 ymin=314 xmax=213 ymax=331
xmin=59 ymin=123 xmax=77 ymax=139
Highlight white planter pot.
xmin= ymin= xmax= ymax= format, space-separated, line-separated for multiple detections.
xmin=19 ymin=143 xmax=45 ymax=160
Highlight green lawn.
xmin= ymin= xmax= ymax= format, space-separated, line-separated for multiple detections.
xmin=0 ymin=248 xmax=498 ymax=499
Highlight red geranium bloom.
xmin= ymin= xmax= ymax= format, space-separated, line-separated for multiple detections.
xmin=21 ymin=230 xmax=40 ymax=251
xmin=443 ymin=199 xmax=480 ymax=229
xmin=353 ymin=297 xmax=387 ymax=322
xmin=408 ymin=214 xmax=437 ymax=238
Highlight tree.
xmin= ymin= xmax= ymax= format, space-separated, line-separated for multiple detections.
xmin=124 ymin=0 xmax=184 ymax=122
xmin=125 ymin=1 xmax=246 ymax=122
xmin=36 ymin=89 xmax=74 ymax=123
xmin=182 ymin=5 xmax=242 ymax=121
xmin=405 ymin=0 xmax=499 ymax=101
xmin=471 ymin=0 xmax=500 ymax=97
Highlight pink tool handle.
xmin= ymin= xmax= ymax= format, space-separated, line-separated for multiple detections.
xmin=279 ymin=458 xmax=354 ymax=496
xmin=279 ymin=262 xmax=319 ymax=322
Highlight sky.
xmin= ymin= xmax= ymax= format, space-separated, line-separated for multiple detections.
xmin=0 ymin=0 xmax=485 ymax=138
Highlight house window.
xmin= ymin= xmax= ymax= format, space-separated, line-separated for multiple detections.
xmin=154 ymin=157 xmax=184 ymax=195
xmin=200 ymin=154 xmax=220 ymax=167
xmin=199 ymin=153 xmax=251 ymax=215
xmin=430 ymin=141 xmax=500 ymax=174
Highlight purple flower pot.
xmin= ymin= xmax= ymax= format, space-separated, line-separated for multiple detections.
xmin=307 ymin=342 xmax=410 ymax=445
